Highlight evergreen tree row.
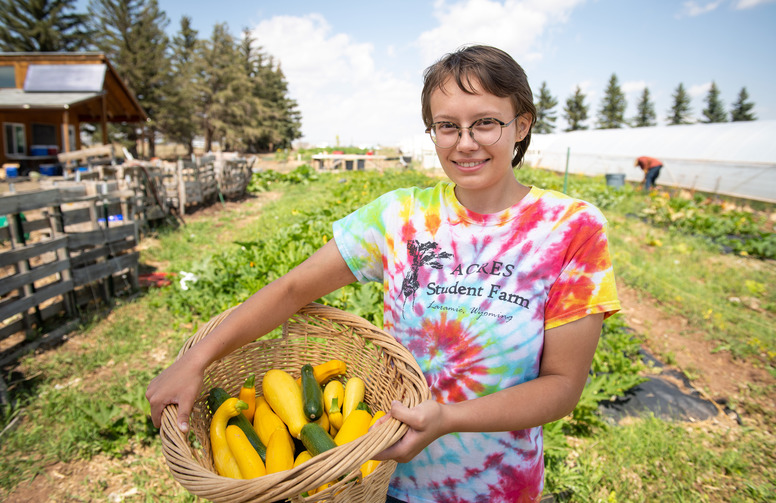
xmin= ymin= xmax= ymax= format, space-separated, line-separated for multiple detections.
xmin=535 ymin=73 xmax=757 ymax=133
xmin=0 ymin=0 xmax=302 ymax=156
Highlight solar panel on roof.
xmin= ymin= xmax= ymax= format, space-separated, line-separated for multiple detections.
xmin=24 ymin=64 xmax=106 ymax=92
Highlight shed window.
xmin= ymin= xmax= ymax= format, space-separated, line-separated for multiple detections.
xmin=4 ymin=123 xmax=26 ymax=156
xmin=32 ymin=123 xmax=57 ymax=146
xmin=0 ymin=66 xmax=14 ymax=88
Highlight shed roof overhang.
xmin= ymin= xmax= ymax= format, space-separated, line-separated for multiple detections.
xmin=0 ymin=52 xmax=148 ymax=124
xmin=0 ymin=88 xmax=145 ymax=123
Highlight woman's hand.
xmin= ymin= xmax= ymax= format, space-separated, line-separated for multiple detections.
xmin=371 ymin=399 xmax=448 ymax=463
xmin=146 ymin=355 xmax=205 ymax=432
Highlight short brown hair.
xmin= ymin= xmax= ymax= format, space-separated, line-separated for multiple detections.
xmin=421 ymin=45 xmax=536 ymax=167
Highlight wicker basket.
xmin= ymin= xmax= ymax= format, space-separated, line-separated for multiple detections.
xmin=160 ymin=303 xmax=431 ymax=503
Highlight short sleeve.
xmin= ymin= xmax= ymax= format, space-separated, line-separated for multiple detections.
xmin=544 ymin=216 xmax=620 ymax=330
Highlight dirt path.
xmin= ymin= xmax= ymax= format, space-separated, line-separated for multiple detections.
xmin=616 ymin=282 xmax=774 ymax=426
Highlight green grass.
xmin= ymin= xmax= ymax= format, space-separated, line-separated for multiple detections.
xmin=1 ymin=165 xmax=774 ymax=501
xmin=553 ymin=415 xmax=776 ymax=502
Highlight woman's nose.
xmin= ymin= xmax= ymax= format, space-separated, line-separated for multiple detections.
xmin=456 ymin=128 xmax=478 ymax=150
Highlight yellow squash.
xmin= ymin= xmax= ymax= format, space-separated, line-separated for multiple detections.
xmin=295 ymin=359 xmax=348 ymax=386
xmin=262 ymin=368 xmax=308 ymax=438
xmin=360 ymin=458 xmax=380 ymax=478
xmin=253 ymin=396 xmax=290 ymax=446
xmin=265 ymin=428 xmax=295 ymax=474
xmin=210 ymin=397 xmax=248 ymax=478
xmin=293 ymin=450 xmax=313 ymax=468
xmin=324 ymin=380 xmax=345 ymax=434
xmin=358 ymin=410 xmax=385 ymax=478
xmin=314 ymin=408 xmax=330 ymax=432
xmin=333 ymin=408 xmax=372 ymax=446
xmin=238 ymin=374 xmax=257 ymax=423
xmin=225 ymin=424 xmax=266 ymax=478
xmin=369 ymin=410 xmax=386 ymax=427
xmin=342 ymin=376 xmax=365 ymax=421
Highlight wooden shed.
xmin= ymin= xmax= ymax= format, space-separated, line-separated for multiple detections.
xmin=0 ymin=52 xmax=147 ymax=175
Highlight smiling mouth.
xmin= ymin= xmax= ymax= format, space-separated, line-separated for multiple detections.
xmin=454 ymin=160 xmax=487 ymax=168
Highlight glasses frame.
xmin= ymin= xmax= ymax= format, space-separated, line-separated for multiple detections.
xmin=425 ymin=113 xmax=521 ymax=148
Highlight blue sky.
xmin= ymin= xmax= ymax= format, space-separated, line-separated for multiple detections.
xmin=105 ymin=0 xmax=776 ymax=147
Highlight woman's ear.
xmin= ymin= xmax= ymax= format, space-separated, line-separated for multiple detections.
xmin=515 ymin=113 xmax=532 ymax=141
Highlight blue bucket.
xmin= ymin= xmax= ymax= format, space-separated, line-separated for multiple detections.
xmin=5 ymin=166 xmax=18 ymax=178
xmin=605 ymin=173 xmax=626 ymax=188
xmin=39 ymin=164 xmax=62 ymax=176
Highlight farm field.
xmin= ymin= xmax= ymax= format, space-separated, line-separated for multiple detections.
xmin=0 ymin=165 xmax=774 ymax=502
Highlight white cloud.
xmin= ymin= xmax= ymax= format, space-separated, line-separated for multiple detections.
xmin=416 ymin=0 xmax=585 ymax=67
xmin=622 ymin=80 xmax=648 ymax=95
xmin=250 ymin=14 xmax=419 ymax=146
xmin=677 ymin=0 xmax=725 ymax=17
xmin=689 ymin=82 xmax=713 ymax=98
xmin=734 ymin=0 xmax=776 ymax=8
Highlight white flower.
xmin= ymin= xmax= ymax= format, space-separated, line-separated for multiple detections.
xmin=179 ymin=271 xmax=198 ymax=291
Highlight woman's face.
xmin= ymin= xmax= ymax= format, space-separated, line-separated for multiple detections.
xmin=429 ymin=77 xmax=531 ymax=202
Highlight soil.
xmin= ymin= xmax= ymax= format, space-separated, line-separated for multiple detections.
xmin=2 ymin=186 xmax=774 ymax=502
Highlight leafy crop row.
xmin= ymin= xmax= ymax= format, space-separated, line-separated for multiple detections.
xmin=639 ymin=192 xmax=776 ymax=259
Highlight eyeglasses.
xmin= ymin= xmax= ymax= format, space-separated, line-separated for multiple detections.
xmin=425 ymin=114 xmax=520 ymax=148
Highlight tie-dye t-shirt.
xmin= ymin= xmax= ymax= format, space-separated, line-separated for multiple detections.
xmin=332 ymin=181 xmax=620 ymax=503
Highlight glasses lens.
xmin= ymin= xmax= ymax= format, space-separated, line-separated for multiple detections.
xmin=471 ymin=118 xmax=502 ymax=146
xmin=430 ymin=122 xmax=459 ymax=148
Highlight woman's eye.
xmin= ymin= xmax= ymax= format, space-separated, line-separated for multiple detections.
xmin=476 ymin=118 xmax=499 ymax=127
xmin=437 ymin=123 xmax=458 ymax=131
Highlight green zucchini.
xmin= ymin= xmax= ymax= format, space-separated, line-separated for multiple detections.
xmin=207 ymin=387 xmax=267 ymax=463
xmin=299 ymin=422 xmax=337 ymax=456
xmin=300 ymin=364 xmax=324 ymax=421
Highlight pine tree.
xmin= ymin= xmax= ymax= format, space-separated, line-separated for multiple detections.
xmin=88 ymin=0 xmax=170 ymax=157
xmin=632 ymin=87 xmax=657 ymax=127
xmin=564 ymin=86 xmax=589 ymax=131
xmin=0 ymin=0 xmax=92 ymax=51
xmin=596 ymin=73 xmax=627 ymax=129
xmin=666 ymin=83 xmax=693 ymax=125
xmin=730 ymin=87 xmax=756 ymax=122
xmin=240 ymin=31 xmax=302 ymax=152
xmin=197 ymin=23 xmax=259 ymax=152
xmin=701 ymin=81 xmax=727 ymax=123
xmin=157 ymin=16 xmax=201 ymax=154
xmin=235 ymin=29 xmax=271 ymax=152
xmin=534 ymin=82 xmax=558 ymax=134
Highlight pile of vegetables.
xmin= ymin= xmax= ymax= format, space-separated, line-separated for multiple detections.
xmin=206 ymin=360 xmax=383 ymax=493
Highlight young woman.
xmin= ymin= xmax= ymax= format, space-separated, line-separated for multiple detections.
xmin=147 ymin=45 xmax=620 ymax=502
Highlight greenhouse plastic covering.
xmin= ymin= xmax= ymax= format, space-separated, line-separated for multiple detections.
xmin=525 ymin=120 xmax=776 ymax=203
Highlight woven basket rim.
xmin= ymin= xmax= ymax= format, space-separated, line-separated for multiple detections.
xmin=159 ymin=302 xmax=431 ymax=503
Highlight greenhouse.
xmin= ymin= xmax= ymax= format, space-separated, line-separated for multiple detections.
xmin=525 ymin=120 xmax=776 ymax=203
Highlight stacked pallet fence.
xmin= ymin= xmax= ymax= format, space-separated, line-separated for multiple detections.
xmin=218 ymin=157 xmax=255 ymax=199
xmin=57 ymin=143 xmax=120 ymax=180
xmin=0 ymin=185 xmax=139 ymax=399
xmin=164 ymin=157 xmax=219 ymax=215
